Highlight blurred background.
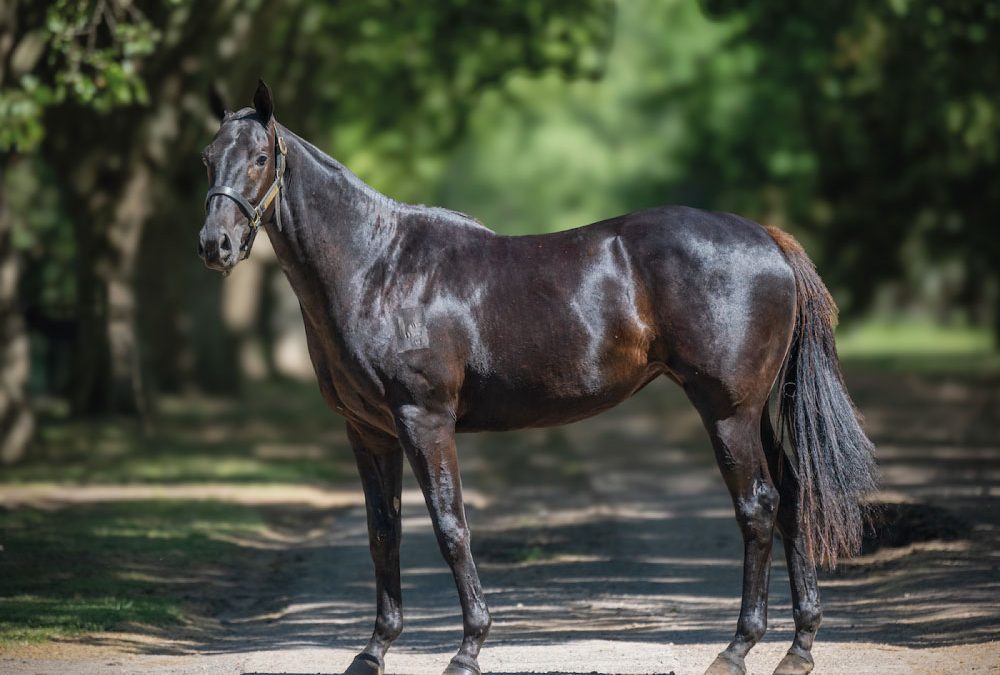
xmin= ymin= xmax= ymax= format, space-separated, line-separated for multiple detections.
xmin=0 ymin=0 xmax=998 ymax=666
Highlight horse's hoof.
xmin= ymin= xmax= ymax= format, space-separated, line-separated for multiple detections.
xmin=442 ymin=653 xmax=482 ymax=675
xmin=704 ymin=651 xmax=747 ymax=675
xmin=344 ymin=653 xmax=384 ymax=675
xmin=773 ymin=648 xmax=814 ymax=675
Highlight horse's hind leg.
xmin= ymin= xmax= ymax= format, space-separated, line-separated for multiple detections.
xmin=344 ymin=423 xmax=404 ymax=675
xmin=395 ymin=405 xmax=491 ymax=675
xmin=693 ymin=395 xmax=779 ymax=675
xmin=764 ymin=416 xmax=821 ymax=675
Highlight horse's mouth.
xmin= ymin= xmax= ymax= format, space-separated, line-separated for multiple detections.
xmin=202 ymin=254 xmax=238 ymax=275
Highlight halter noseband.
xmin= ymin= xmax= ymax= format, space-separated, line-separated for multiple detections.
xmin=204 ymin=124 xmax=287 ymax=261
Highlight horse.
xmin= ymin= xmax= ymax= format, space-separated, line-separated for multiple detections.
xmin=198 ymin=81 xmax=876 ymax=675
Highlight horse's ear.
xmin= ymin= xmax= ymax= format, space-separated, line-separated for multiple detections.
xmin=208 ymin=83 xmax=228 ymax=121
xmin=253 ymin=79 xmax=273 ymax=124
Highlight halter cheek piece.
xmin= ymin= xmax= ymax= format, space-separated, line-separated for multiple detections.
xmin=204 ymin=126 xmax=287 ymax=262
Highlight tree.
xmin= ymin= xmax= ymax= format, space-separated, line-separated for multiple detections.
xmin=703 ymin=0 xmax=1000 ymax=331
xmin=1 ymin=0 xmax=158 ymax=459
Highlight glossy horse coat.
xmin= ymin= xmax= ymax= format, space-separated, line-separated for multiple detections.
xmin=198 ymin=82 xmax=876 ymax=675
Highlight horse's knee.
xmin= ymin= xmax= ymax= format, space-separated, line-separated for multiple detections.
xmin=736 ymin=479 xmax=779 ymax=542
xmin=434 ymin=519 xmax=471 ymax=561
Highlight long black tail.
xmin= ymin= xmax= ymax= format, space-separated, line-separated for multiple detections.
xmin=766 ymin=226 xmax=878 ymax=569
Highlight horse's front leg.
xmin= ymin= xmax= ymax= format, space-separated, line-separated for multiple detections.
xmin=395 ymin=405 xmax=491 ymax=675
xmin=344 ymin=423 xmax=404 ymax=675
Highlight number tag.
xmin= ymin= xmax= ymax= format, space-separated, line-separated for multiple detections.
xmin=396 ymin=306 xmax=429 ymax=351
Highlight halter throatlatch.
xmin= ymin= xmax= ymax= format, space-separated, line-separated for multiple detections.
xmin=204 ymin=126 xmax=287 ymax=261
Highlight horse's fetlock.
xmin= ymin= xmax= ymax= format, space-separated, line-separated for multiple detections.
xmin=741 ymin=613 xmax=767 ymax=644
xmin=467 ymin=609 xmax=491 ymax=642
xmin=376 ymin=611 xmax=403 ymax=643
xmin=794 ymin=603 xmax=822 ymax=634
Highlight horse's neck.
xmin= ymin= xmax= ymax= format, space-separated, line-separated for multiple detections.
xmin=265 ymin=128 xmax=399 ymax=328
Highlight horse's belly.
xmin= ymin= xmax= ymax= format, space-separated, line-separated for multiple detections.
xmin=455 ymin=361 xmax=661 ymax=432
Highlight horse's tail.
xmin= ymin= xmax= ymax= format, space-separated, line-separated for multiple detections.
xmin=765 ymin=226 xmax=877 ymax=569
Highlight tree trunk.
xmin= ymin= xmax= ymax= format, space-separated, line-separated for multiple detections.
xmin=0 ymin=157 xmax=34 ymax=462
xmin=69 ymin=145 xmax=150 ymax=416
xmin=44 ymin=3 xmax=268 ymax=413
xmin=994 ymin=279 xmax=1000 ymax=351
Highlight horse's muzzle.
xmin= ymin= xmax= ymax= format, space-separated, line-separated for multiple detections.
xmin=198 ymin=227 xmax=236 ymax=272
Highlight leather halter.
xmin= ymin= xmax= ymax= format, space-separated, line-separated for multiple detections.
xmin=204 ymin=124 xmax=287 ymax=261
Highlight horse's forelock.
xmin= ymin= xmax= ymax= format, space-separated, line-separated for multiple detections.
xmin=223 ymin=107 xmax=266 ymax=126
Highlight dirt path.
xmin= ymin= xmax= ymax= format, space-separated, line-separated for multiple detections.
xmin=2 ymin=375 xmax=999 ymax=674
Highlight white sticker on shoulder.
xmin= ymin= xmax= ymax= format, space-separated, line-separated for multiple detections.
xmin=396 ymin=306 xmax=429 ymax=352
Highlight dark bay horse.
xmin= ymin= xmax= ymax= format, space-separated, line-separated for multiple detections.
xmin=198 ymin=81 xmax=876 ymax=675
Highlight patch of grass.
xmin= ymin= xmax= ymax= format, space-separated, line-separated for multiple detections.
xmin=2 ymin=381 xmax=354 ymax=485
xmin=0 ymin=596 xmax=182 ymax=646
xmin=836 ymin=320 xmax=1000 ymax=374
xmin=517 ymin=545 xmax=550 ymax=562
xmin=0 ymin=500 xmax=271 ymax=647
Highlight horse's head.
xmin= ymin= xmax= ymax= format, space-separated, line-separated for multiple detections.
xmin=198 ymin=80 xmax=284 ymax=273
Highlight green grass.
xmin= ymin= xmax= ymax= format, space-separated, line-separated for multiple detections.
xmin=0 ymin=381 xmax=352 ymax=645
xmin=1 ymin=381 xmax=354 ymax=485
xmin=0 ymin=500 xmax=271 ymax=646
xmin=837 ymin=320 xmax=1000 ymax=374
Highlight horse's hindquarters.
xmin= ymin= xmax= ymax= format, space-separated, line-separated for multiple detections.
xmin=638 ymin=216 xmax=797 ymax=409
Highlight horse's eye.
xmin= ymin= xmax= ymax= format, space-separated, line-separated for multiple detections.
xmin=255 ymin=154 xmax=267 ymax=167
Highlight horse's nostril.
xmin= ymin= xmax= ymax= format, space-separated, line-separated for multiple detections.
xmin=220 ymin=233 xmax=232 ymax=254
xmin=197 ymin=240 xmax=205 ymax=257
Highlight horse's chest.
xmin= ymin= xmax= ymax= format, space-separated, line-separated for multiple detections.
xmin=316 ymin=359 xmax=393 ymax=431
xmin=302 ymin=321 xmax=394 ymax=433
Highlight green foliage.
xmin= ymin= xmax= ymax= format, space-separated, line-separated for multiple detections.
xmin=0 ymin=88 xmax=44 ymax=152
xmin=258 ymin=0 xmax=615 ymax=200
xmin=0 ymin=0 xmax=163 ymax=152
xmin=707 ymin=0 xmax=1000 ymax=318
xmin=5 ymin=160 xmax=75 ymax=314
xmin=44 ymin=0 xmax=158 ymax=107
xmin=437 ymin=0 xmax=749 ymax=232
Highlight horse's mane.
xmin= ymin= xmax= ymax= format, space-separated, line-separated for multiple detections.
xmin=219 ymin=109 xmax=490 ymax=234
xmin=284 ymin=123 xmax=490 ymax=234
xmin=222 ymin=107 xmax=266 ymax=125
xmin=410 ymin=204 xmax=491 ymax=233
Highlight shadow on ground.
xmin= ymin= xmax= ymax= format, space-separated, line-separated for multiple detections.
xmin=9 ymin=369 xmax=1000 ymax=669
